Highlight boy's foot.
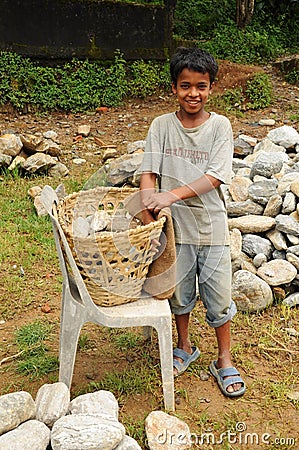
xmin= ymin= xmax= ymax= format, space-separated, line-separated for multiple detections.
xmin=209 ymin=360 xmax=246 ymax=397
xmin=173 ymin=346 xmax=200 ymax=377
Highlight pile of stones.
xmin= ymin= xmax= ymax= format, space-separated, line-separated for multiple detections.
xmin=0 ymin=383 xmax=142 ymax=450
xmin=0 ymin=130 xmax=69 ymax=177
xmin=0 ymin=383 xmax=194 ymax=450
xmin=224 ymin=125 xmax=299 ymax=312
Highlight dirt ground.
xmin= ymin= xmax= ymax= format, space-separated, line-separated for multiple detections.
xmin=0 ymin=61 xmax=298 ymax=449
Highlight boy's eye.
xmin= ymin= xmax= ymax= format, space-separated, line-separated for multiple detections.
xmin=180 ymin=83 xmax=208 ymax=90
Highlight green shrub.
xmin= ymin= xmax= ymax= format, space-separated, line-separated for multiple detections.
xmin=245 ymin=72 xmax=273 ymax=109
xmin=174 ymin=0 xmax=234 ymax=41
xmin=100 ymin=51 xmax=128 ymax=106
xmin=128 ymin=59 xmax=170 ymax=98
xmin=0 ymin=51 xmax=171 ymax=113
xmin=200 ymin=21 xmax=285 ymax=64
xmin=210 ymin=87 xmax=244 ymax=114
xmin=58 ymin=59 xmax=109 ymax=111
xmin=285 ymin=69 xmax=299 ymax=85
xmin=175 ymin=0 xmax=296 ymax=61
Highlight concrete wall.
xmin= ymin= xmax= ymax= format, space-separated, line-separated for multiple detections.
xmin=0 ymin=0 xmax=176 ymax=61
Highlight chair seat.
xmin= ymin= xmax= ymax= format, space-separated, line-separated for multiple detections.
xmin=95 ymin=296 xmax=171 ymax=320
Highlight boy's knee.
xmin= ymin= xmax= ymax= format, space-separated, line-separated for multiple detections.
xmin=206 ymin=300 xmax=237 ymax=328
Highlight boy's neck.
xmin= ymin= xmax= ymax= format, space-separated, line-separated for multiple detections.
xmin=176 ymin=109 xmax=210 ymax=128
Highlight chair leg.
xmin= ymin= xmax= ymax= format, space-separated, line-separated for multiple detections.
xmin=155 ymin=318 xmax=175 ymax=411
xmin=58 ymin=285 xmax=85 ymax=388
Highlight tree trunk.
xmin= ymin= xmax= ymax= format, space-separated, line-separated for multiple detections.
xmin=236 ymin=0 xmax=255 ymax=29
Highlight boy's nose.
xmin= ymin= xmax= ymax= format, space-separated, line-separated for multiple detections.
xmin=189 ymin=87 xmax=199 ymax=97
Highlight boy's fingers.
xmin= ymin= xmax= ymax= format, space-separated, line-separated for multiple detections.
xmin=150 ymin=239 xmax=161 ymax=254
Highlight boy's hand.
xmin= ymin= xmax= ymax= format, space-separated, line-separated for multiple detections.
xmin=150 ymin=238 xmax=161 ymax=255
xmin=142 ymin=191 xmax=178 ymax=214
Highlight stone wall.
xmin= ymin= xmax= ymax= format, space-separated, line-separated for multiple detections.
xmin=0 ymin=0 xmax=176 ymax=61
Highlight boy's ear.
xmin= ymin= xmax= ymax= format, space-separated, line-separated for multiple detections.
xmin=171 ymin=82 xmax=177 ymax=95
xmin=209 ymin=81 xmax=215 ymax=93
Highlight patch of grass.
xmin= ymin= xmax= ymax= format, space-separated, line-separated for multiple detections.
xmin=17 ymin=355 xmax=59 ymax=380
xmin=13 ymin=320 xmax=59 ymax=380
xmin=210 ymin=87 xmax=244 ymax=115
xmin=90 ymin=364 xmax=159 ymax=396
xmin=0 ymin=50 xmax=170 ymax=112
xmin=109 ymin=329 xmax=144 ymax=351
xmin=0 ymin=174 xmax=60 ymax=320
xmin=16 ymin=320 xmax=50 ymax=354
xmin=78 ymin=334 xmax=90 ymax=351
xmin=122 ymin=415 xmax=148 ymax=449
xmin=211 ymin=72 xmax=274 ymax=113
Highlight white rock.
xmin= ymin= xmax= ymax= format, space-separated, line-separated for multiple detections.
xmin=0 ymin=420 xmax=50 ymax=450
xmin=267 ymin=125 xmax=299 ymax=148
xmin=72 ymin=216 xmax=90 ymax=238
xmin=228 ymin=215 xmax=275 ymax=233
xmin=259 ymin=118 xmax=276 ymax=126
xmin=0 ymin=134 xmax=23 ymax=156
xmin=145 ymin=411 xmax=191 ymax=450
xmin=0 ymin=391 xmax=36 ymax=435
xmin=78 ymin=125 xmax=91 ymax=137
xmin=257 ymin=259 xmax=297 ymax=286
xmin=73 ymin=158 xmax=87 ymax=165
xmin=43 ymin=130 xmax=58 ymax=140
xmin=35 ymin=382 xmax=70 ymax=428
xmin=69 ymin=390 xmax=118 ymax=419
xmin=232 ymin=270 xmax=273 ymax=312
xmin=89 ymin=211 xmax=111 ymax=233
xmin=114 ymin=435 xmax=142 ymax=449
xmin=8 ymin=155 xmax=26 ymax=170
xmin=51 ymin=414 xmax=125 ymax=450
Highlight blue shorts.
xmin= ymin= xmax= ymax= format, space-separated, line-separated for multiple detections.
xmin=170 ymin=244 xmax=237 ymax=328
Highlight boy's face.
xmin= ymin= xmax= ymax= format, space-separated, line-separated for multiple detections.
xmin=172 ymin=68 xmax=213 ymax=117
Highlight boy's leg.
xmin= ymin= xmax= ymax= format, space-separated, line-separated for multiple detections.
xmin=175 ymin=312 xmax=192 ymax=352
xmin=170 ymin=244 xmax=200 ymax=376
xmin=198 ymin=245 xmax=245 ymax=396
xmin=214 ymin=320 xmax=242 ymax=394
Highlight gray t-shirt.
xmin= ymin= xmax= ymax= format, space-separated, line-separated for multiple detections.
xmin=140 ymin=112 xmax=233 ymax=245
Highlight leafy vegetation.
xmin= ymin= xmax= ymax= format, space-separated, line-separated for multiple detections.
xmin=209 ymin=72 xmax=273 ymax=113
xmin=245 ymin=72 xmax=273 ymax=109
xmin=175 ymin=0 xmax=298 ymax=61
xmin=0 ymin=51 xmax=170 ymax=113
xmin=285 ymin=69 xmax=299 ymax=85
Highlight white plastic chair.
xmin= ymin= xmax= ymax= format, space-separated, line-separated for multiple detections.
xmin=40 ymin=185 xmax=175 ymax=411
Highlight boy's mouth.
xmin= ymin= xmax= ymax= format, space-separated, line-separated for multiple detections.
xmin=186 ymin=100 xmax=201 ymax=106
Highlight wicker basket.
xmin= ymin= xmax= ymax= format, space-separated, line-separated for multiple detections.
xmin=57 ymin=186 xmax=165 ymax=307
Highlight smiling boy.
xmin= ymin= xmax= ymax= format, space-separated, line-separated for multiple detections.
xmin=140 ymin=47 xmax=246 ymax=397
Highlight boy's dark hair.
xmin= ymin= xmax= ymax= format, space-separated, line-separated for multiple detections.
xmin=170 ymin=47 xmax=218 ymax=86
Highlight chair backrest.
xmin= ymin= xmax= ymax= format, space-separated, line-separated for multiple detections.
xmin=40 ymin=185 xmax=98 ymax=310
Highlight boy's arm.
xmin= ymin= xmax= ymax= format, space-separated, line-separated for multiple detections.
xmin=140 ymin=172 xmax=158 ymax=224
xmin=142 ymin=173 xmax=221 ymax=215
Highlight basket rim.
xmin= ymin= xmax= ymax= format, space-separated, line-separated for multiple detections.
xmin=57 ymin=186 xmax=166 ymax=240
xmin=66 ymin=216 xmax=166 ymax=241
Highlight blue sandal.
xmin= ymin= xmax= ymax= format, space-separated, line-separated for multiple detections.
xmin=209 ymin=360 xmax=246 ymax=398
xmin=173 ymin=346 xmax=200 ymax=377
